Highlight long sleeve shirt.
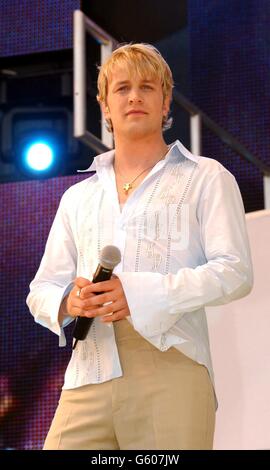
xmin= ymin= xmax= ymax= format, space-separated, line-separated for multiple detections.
xmin=26 ymin=140 xmax=253 ymax=392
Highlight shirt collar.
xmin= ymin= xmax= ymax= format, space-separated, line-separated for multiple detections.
xmin=77 ymin=140 xmax=199 ymax=173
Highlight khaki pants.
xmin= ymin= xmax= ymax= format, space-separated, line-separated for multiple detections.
xmin=44 ymin=319 xmax=215 ymax=450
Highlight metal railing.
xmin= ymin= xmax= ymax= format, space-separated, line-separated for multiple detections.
xmin=173 ymin=89 xmax=270 ymax=175
xmin=172 ymin=89 xmax=270 ymax=208
xmin=73 ymin=10 xmax=117 ymax=153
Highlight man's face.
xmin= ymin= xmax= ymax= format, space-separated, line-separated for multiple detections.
xmin=102 ymin=65 xmax=170 ymax=140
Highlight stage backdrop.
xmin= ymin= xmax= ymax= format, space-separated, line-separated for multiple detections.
xmin=0 ymin=174 xmax=86 ymax=450
xmin=189 ymin=0 xmax=270 ymax=213
xmin=0 ymin=0 xmax=80 ymax=57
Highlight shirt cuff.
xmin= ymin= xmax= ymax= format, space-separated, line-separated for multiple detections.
xmin=116 ymin=272 xmax=180 ymax=337
xmin=34 ymin=282 xmax=74 ymax=347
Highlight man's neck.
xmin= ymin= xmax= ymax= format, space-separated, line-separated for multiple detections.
xmin=113 ymin=134 xmax=169 ymax=173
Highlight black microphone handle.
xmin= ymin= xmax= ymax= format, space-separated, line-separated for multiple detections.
xmin=72 ymin=264 xmax=113 ymax=348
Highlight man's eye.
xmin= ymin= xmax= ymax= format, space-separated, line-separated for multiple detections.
xmin=118 ymin=86 xmax=128 ymax=92
xmin=142 ymin=85 xmax=153 ymax=90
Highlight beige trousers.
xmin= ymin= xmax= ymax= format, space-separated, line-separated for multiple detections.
xmin=43 ymin=319 xmax=215 ymax=450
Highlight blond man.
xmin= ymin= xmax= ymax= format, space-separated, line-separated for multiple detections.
xmin=27 ymin=43 xmax=253 ymax=450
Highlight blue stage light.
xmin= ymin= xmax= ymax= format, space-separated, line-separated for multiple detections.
xmin=25 ymin=141 xmax=54 ymax=172
xmin=1 ymin=107 xmax=76 ymax=181
xmin=15 ymin=130 xmax=64 ymax=178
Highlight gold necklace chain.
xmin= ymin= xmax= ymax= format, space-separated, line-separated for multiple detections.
xmin=115 ymin=156 xmax=166 ymax=194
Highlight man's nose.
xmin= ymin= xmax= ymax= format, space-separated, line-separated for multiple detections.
xmin=128 ymin=89 xmax=143 ymax=103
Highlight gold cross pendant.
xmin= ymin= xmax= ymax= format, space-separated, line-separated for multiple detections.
xmin=123 ymin=183 xmax=132 ymax=193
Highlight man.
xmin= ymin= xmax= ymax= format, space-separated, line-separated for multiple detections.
xmin=27 ymin=43 xmax=253 ymax=450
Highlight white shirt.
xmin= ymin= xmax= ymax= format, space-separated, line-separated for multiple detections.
xmin=26 ymin=140 xmax=253 ymax=395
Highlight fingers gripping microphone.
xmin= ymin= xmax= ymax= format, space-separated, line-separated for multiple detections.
xmin=72 ymin=245 xmax=121 ymax=350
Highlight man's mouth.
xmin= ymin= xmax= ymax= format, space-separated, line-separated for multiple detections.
xmin=126 ymin=110 xmax=147 ymax=116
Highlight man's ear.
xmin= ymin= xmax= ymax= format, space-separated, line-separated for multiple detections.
xmin=162 ymin=94 xmax=171 ymax=118
xmin=100 ymin=101 xmax=110 ymax=119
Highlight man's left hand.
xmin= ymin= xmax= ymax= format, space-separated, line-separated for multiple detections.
xmin=76 ymin=275 xmax=130 ymax=323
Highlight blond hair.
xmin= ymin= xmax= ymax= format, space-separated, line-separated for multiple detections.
xmin=96 ymin=43 xmax=174 ymax=131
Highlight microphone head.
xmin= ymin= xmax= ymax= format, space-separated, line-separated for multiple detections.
xmin=100 ymin=245 xmax=121 ymax=270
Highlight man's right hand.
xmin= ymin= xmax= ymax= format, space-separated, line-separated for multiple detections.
xmin=58 ymin=277 xmax=94 ymax=324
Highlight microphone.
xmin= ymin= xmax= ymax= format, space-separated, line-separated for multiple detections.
xmin=72 ymin=245 xmax=121 ymax=350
